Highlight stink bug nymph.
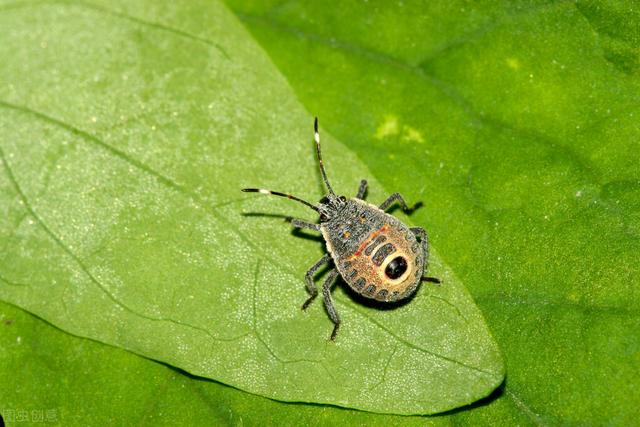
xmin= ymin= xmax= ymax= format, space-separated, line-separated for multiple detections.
xmin=242 ymin=118 xmax=438 ymax=340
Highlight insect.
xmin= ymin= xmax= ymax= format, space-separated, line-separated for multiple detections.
xmin=243 ymin=118 xmax=438 ymax=340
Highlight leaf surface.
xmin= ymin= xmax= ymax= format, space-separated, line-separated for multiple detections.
xmin=0 ymin=301 xmax=451 ymax=426
xmin=0 ymin=0 xmax=502 ymax=415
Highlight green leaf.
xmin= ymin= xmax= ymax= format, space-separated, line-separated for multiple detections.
xmin=0 ymin=0 xmax=502 ymax=415
xmin=0 ymin=301 xmax=452 ymax=426
xmin=223 ymin=0 xmax=640 ymax=424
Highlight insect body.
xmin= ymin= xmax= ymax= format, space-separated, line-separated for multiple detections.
xmin=322 ymin=199 xmax=425 ymax=302
xmin=243 ymin=118 xmax=436 ymax=340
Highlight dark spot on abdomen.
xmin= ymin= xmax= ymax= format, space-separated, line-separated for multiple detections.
xmin=385 ymin=256 xmax=408 ymax=279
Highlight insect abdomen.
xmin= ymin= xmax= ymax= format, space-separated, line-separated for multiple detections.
xmin=321 ymin=199 xmax=423 ymax=303
xmin=333 ymin=225 xmax=422 ymax=302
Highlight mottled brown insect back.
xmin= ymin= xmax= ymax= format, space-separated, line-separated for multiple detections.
xmin=322 ymin=200 xmax=423 ymax=303
xmin=242 ymin=118 xmax=438 ymax=340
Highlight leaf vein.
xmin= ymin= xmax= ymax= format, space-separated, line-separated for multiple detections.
xmin=0 ymin=273 xmax=29 ymax=287
xmin=506 ymin=389 xmax=546 ymax=426
xmin=340 ymin=301 xmax=500 ymax=379
xmin=251 ymin=260 xmax=329 ymax=369
xmin=476 ymin=294 xmax=640 ymax=315
xmin=0 ymin=144 xmax=247 ymax=344
xmin=0 ymin=0 xmax=229 ymax=59
xmin=368 ymin=344 xmax=398 ymax=392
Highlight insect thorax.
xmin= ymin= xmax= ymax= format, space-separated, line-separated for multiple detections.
xmin=322 ymin=199 xmax=387 ymax=255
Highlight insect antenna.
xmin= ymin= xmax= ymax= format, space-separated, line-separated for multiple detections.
xmin=241 ymin=188 xmax=320 ymax=212
xmin=314 ymin=117 xmax=336 ymax=197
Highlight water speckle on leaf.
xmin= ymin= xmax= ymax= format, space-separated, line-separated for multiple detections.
xmin=506 ymin=58 xmax=520 ymax=70
xmin=402 ymin=126 xmax=424 ymax=143
xmin=375 ymin=115 xmax=399 ymax=139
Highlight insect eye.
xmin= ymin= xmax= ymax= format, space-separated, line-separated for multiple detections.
xmin=385 ymin=256 xmax=408 ymax=279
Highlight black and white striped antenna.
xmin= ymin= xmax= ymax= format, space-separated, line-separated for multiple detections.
xmin=314 ymin=117 xmax=336 ymax=197
xmin=241 ymin=188 xmax=319 ymax=212
xmin=242 ymin=118 xmax=338 ymax=212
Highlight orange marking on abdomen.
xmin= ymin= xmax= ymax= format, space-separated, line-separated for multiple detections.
xmin=352 ymin=224 xmax=389 ymax=257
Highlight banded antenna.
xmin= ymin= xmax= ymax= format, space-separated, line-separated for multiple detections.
xmin=314 ymin=117 xmax=336 ymax=197
xmin=241 ymin=188 xmax=319 ymax=213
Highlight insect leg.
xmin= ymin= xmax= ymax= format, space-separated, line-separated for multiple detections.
xmin=289 ymin=218 xmax=320 ymax=231
xmin=302 ymin=254 xmax=332 ymax=310
xmin=410 ymin=227 xmax=441 ymax=284
xmin=355 ymin=179 xmax=368 ymax=199
xmin=379 ymin=192 xmax=411 ymax=212
xmin=321 ymin=269 xmax=341 ymax=341
xmin=410 ymin=227 xmax=429 ymax=266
